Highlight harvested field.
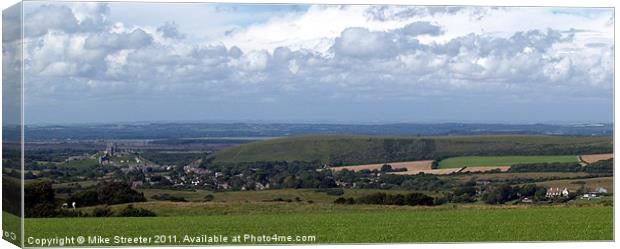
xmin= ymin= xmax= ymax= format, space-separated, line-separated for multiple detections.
xmin=460 ymin=166 xmax=510 ymax=173
xmin=579 ymin=153 xmax=613 ymax=164
xmin=390 ymin=168 xmax=462 ymax=175
xmin=331 ymin=160 xmax=433 ymax=172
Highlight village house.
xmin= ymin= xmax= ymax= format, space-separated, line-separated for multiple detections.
xmin=255 ymin=182 xmax=269 ymax=190
xmin=546 ymin=187 xmax=569 ymax=198
xmin=131 ymin=180 xmax=143 ymax=188
xmin=581 ymin=186 xmax=609 ymax=200
xmin=521 ymin=197 xmax=533 ymax=203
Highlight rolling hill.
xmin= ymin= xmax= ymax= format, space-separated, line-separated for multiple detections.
xmin=212 ymin=135 xmax=612 ymax=165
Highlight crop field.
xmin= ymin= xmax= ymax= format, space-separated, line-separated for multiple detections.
xmin=330 ymin=160 xmax=433 ymax=172
xmin=580 ymin=153 xmax=614 ymax=164
xmin=20 ymin=206 xmax=612 ymax=246
xmin=438 ymin=155 xmax=579 ymax=168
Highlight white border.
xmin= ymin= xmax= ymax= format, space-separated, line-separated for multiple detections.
xmin=0 ymin=1 xmax=617 ymax=249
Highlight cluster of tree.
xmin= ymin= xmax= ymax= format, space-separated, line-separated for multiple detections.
xmin=335 ymin=192 xmax=435 ymax=206
xmin=481 ymin=184 xmax=548 ymax=204
xmin=3 ymin=177 xmax=22 ymax=216
xmin=509 ymin=162 xmax=582 ymax=172
xmin=23 ymin=181 xmax=79 ymax=217
xmin=199 ymin=161 xmax=337 ymax=190
xmin=379 ymin=164 xmax=407 ymax=172
xmin=24 ymin=181 xmax=149 ymax=217
xmin=3 ymin=169 xmax=21 ymax=179
xmin=584 ymin=159 xmax=613 ymax=174
xmin=382 ymin=174 xmax=453 ymax=191
xmin=444 ymin=181 xmax=478 ymax=203
xmin=509 ymin=159 xmax=613 ymax=174
xmin=331 ymin=168 xmax=453 ymax=191
xmin=2 ymin=149 xmax=21 ymax=169
xmin=67 ymin=182 xmax=147 ymax=207
xmin=25 ymin=181 xmax=58 ymax=217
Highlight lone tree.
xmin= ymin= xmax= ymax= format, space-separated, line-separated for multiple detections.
xmin=380 ymin=164 xmax=393 ymax=172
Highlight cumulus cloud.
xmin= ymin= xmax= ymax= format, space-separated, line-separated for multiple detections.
xmin=365 ymin=6 xmax=466 ymax=21
xmin=332 ymin=27 xmax=394 ymax=58
xmin=157 ymin=21 xmax=186 ymax=39
xmin=84 ymin=29 xmax=153 ymax=50
xmin=400 ymin=21 xmax=443 ymax=36
xmin=24 ymin=3 xmax=111 ymax=37
xmin=24 ymin=5 xmax=81 ymax=37
xmin=19 ymin=2 xmax=613 ymax=123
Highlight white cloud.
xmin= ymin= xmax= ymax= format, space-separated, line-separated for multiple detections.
xmin=20 ymin=2 xmax=613 ymax=123
xmin=84 ymin=28 xmax=153 ymax=50
xmin=332 ymin=27 xmax=394 ymax=58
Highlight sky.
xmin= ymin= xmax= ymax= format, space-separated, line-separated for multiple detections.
xmin=11 ymin=1 xmax=614 ymax=124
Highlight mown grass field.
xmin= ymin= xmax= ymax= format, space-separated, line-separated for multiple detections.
xmin=20 ymin=206 xmax=612 ymax=246
xmin=438 ymin=155 xmax=579 ymax=168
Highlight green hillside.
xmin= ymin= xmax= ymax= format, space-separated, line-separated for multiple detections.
xmin=212 ymin=135 xmax=612 ymax=165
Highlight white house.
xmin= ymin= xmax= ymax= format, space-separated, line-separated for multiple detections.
xmin=546 ymin=187 xmax=569 ymax=198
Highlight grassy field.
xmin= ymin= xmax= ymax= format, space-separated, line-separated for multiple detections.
xmin=138 ymin=188 xmax=423 ymax=203
xmin=58 ymin=158 xmax=99 ymax=169
xmin=212 ymin=134 xmax=611 ymax=165
xmin=438 ymin=155 xmax=579 ymax=168
xmin=20 ymin=206 xmax=612 ymax=245
xmin=2 ymin=211 xmax=21 ymax=247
